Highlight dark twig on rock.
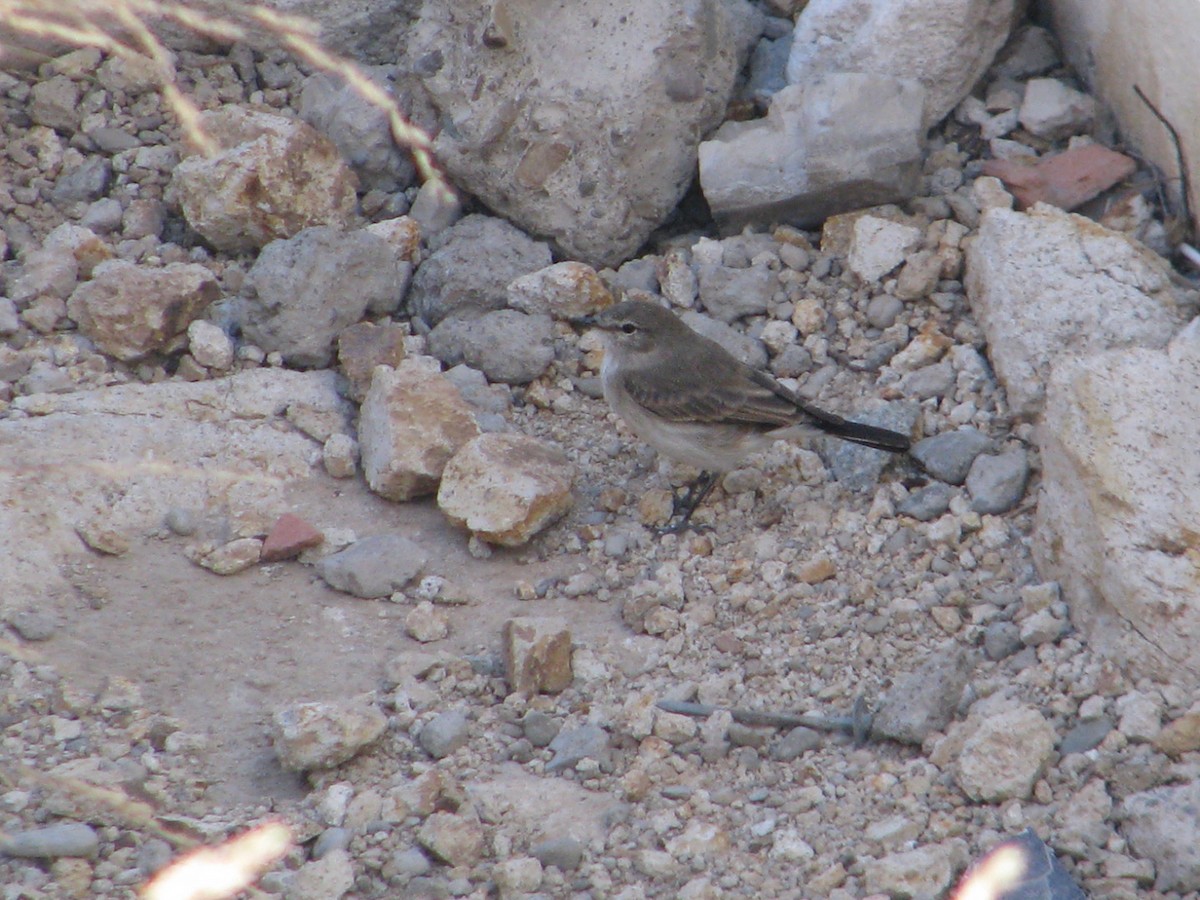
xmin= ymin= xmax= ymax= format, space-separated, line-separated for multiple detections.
xmin=1133 ymin=83 xmax=1193 ymax=235
xmin=656 ymin=697 xmax=877 ymax=743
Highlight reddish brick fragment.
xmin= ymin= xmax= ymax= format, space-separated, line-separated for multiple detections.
xmin=981 ymin=144 xmax=1136 ymax=211
xmin=260 ymin=513 xmax=324 ymax=562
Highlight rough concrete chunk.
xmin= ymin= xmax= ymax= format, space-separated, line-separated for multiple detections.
xmin=358 ymin=360 xmax=481 ymax=502
xmin=1035 ymin=322 xmax=1200 ymax=688
xmin=965 ymin=203 xmax=1192 ymax=417
xmin=786 ymin=0 xmax=1020 ymax=128
xmin=699 ymin=75 xmax=925 ymax=232
xmin=407 ymin=0 xmax=760 ymax=266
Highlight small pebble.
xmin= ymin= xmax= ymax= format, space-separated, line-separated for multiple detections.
xmin=0 ymin=823 xmax=99 ymax=859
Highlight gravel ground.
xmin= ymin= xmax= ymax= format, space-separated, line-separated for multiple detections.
xmin=0 ymin=19 xmax=1191 ymax=900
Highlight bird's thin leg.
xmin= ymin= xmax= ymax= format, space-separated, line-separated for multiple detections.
xmin=659 ymin=471 xmax=718 ymax=534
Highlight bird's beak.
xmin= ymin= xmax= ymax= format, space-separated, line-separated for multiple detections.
xmin=571 ymin=313 xmax=598 ymax=329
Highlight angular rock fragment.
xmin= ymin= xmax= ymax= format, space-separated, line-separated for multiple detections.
xmin=67 ymin=261 xmax=218 ymax=362
xmin=966 ymin=203 xmax=1190 ymax=417
xmin=241 ymin=226 xmax=402 ymax=367
xmin=271 ymin=695 xmax=387 ymax=771
xmin=507 ymin=261 xmax=614 ymax=319
xmin=437 ymin=434 xmax=574 ymax=546
xmin=169 ymin=107 xmax=358 ymax=253
xmin=358 ymin=360 xmax=481 ymax=502
xmin=503 ymin=616 xmax=573 ymax=694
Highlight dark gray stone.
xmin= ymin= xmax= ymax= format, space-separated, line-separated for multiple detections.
xmin=612 ymin=258 xmax=659 ymax=294
xmin=298 ymin=68 xmax=420 ymax=192
xmin=442 ymin=364 xmax=511 ymax=414
xmin=967 ymin=449 xmax=1031 ymax=515
xmin=822 ymin=401 xmax=919 ymax=492
xmin=897 ymin=482 xmax=955 ymax=522
xmin=743 ymin=32 xmax=792 ymax=106
xmin=313 ymin=827 xmax=353 ymax=860
xmin=315 ymin=534 xmax=428 ymax=598
xmin=871 ymin=645 xmax=977 ymax=744
xmin=546 ymin=724 xmax=610 ymax=773
xmin=418 ymin=709 xmax=470 ymax=759
xmin=52 ymin=156 xmax=113 ymax=205
xmin=89 ymin=127 xmax=141 ymax=153
xmin=0 ymin=823 xmax=99 ymax=858
xmin=409 ymin=215 xmax=551 ymax=327
xmin=866 ymin=294 xmax=904 ymax=330
xmin=521 ymin=710 xmax=561 ymax=748
xmin=531 ymin=836 xmax=584 ymax=871
xmin=983 ymin=620 xmax=1023 ymax=661
xmin=427 ymin=310 xmax=555 ymax=385
xmin=911 ymin=427 xmax=993 ymax=485
xmin=696 ymin=263 xmax=776 ymax=322
xmin=242 ymin=226 xmax=403 ymax=367
xmin=769 ymin=344 xmax=813 ymax=378
xmin=80 ymin=198 xmax=124 ymax=234
xmin=769 ymin=726 xmax=820 ymax=762
xmin=1059 ymin=717 xmax=1113 ymax=756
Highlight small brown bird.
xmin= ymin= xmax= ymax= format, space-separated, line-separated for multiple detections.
xmin=588 ymin=299 xmax=910 ymax=530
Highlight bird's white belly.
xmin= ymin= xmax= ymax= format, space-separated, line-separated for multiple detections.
xmin=601 ymin=357 xmax=763 ymax=472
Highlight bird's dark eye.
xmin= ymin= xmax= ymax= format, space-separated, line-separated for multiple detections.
xmin=621 ymin=323 xmax=638 ymax=334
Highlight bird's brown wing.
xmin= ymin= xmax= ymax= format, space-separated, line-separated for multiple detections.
xmin=618 ymin=353 xmax=800 ymax=428
xmin=620 ymin=356 xmax=911 ymax=452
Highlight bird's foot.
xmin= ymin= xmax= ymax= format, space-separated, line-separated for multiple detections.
xmin=654 ymin=471 xmax=718 ymax=536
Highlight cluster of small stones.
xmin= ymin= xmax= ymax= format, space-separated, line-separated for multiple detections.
xmin=1 ymin=19 xmax=1195 ymax=900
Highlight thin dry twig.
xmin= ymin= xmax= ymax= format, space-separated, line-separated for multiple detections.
xmin=0 ymin=0 xmax=452 ymax=199
xmin=1134 ymin=83 xmax=1193 ymax=235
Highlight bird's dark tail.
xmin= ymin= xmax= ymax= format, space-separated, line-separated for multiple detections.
xmin=803 ymin=404 xmax=911 ymax=453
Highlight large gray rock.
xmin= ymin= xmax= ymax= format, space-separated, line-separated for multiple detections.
xmin=406 ymin=0 xmax=761 ymax=266
xmin=786 ymin=0 xmax=1020 ymax=128
xmin=263 ymin=0 xmax=421 ymax=62
xmin=298 ymin=67 xmax=426 ymax=192
xmin=427 ymin=310 xmax=556 ymax=385
xmin=698 ymin=75 xmax=925 ymax=232
xmin=316 ymin=534 xmax=429 ymax=598
xmin=241 ymin=226 xmax=403 ymax=367
xmin=168 ymin=107 xmax=358 ymax=253
xmin=0 ymin=370 xmax=349 ymax=619
xmin=1035 ymin=322 xmax=1200 ymax=688
xmin=408 ymin=215 xmax=551 ymax=327
xmin=965 ymin=203 xmax=1193 ymax=417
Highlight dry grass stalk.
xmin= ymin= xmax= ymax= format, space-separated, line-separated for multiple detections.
xmin=0 ymin=0 xmax=452 ymax=200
